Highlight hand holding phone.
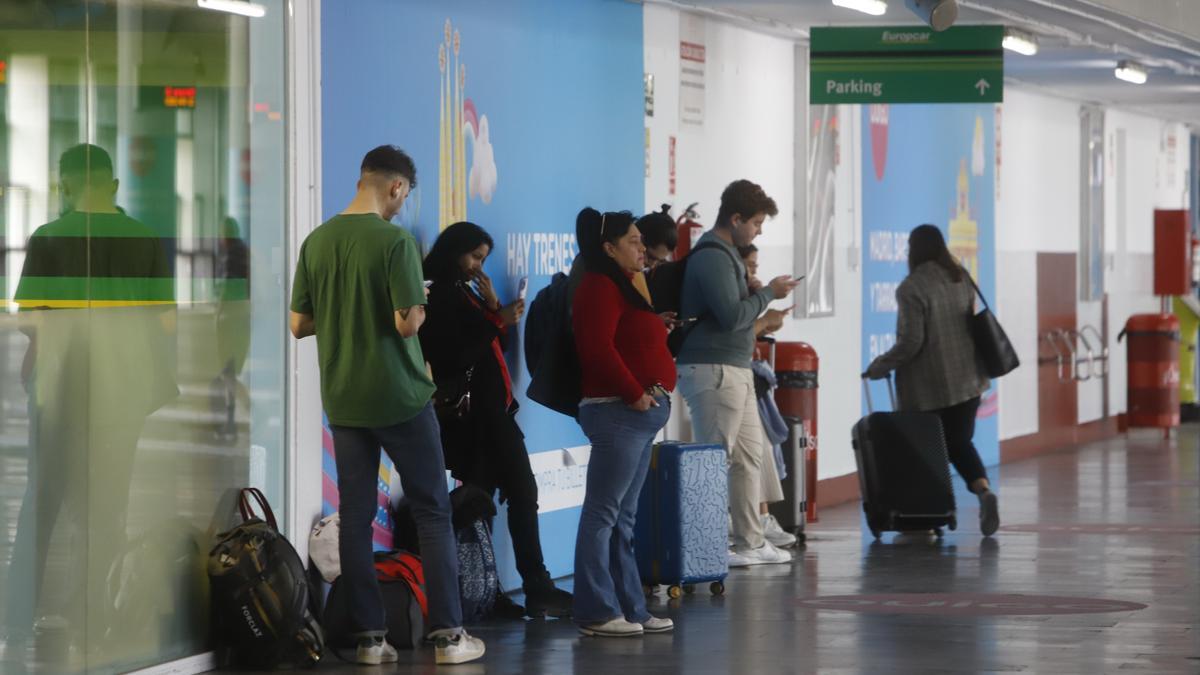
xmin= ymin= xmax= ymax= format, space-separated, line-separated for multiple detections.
xmin=517 ymin=276 xmax=529 ymax=302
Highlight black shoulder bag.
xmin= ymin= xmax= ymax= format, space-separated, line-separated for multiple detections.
xmin=965 ymin=274 xmax=1020 ymax=378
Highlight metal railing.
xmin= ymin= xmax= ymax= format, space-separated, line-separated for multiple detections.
xmin=1038 ymin=325 xmax=1109 ymax=382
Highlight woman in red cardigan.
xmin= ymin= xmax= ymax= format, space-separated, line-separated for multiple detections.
xmin=571 ymin=208 xmax=676 ymax=638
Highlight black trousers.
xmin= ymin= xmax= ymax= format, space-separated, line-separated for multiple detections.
xmin=932 ymin=396 xmax=988 ymax=489
xmin=455 ymin=415 xmax=549 ymax=588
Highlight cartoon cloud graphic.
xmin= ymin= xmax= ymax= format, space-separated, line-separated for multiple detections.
xmin=468 ymin=113 xmax=497 ymax=204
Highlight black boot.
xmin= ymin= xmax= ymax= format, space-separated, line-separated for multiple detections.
xmin=492 ymin=590 xmax=526 ymax=620
xmin=522 ymin=572 xmax=572 ymax=618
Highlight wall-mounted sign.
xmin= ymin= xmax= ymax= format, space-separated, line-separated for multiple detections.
xmin=679 ymin=13 xmax=706 ymax=126
xmin=164 ymin=86 xmax=197 ymax=108
xmin=810 ymin=26 xmax=1003 ymax=104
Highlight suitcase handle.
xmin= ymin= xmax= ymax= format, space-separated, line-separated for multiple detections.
xmin=862 ymin=374 xmax=896 ymax=413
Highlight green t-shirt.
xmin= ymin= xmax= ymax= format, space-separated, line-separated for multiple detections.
xmin=290 ymin=213 xmax=435 ymax=427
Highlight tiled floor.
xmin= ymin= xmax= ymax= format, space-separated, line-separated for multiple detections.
xmin=303 ymin=424 xmax=1198 ymax=674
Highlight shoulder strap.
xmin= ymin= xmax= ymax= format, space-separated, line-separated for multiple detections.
xmin=690 ymin=240 xmax=741 ymax=270
xmin=964 ymin=271 xmax=990 ymax=311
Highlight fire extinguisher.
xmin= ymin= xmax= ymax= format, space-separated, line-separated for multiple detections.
xmin=674 ymin=202 xmax=704 ymax=261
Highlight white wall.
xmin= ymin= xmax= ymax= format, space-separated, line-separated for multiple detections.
xmin=995 ymin=89 xmax=1081 ymax=439
xmin=1101 ymin=110 xmax=1192 ymax=422
xmin=994 ymin=87 xmax=1191 ymax=438
xmin=643 ymin=7 xmax=1193 ymax=477
xmin=643 ymin=5 xmax=864 ymax=480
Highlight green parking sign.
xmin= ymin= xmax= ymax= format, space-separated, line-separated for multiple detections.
xmin=810 ymin=26 xmax=1004 ymax=104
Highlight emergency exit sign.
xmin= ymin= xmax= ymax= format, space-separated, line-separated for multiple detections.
xmin=810 ymin=26 xmax=1003 ymax=104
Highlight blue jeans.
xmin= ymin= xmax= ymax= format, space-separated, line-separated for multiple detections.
xmin=330 ymin=403 xmax=462 ymax=637
xmin=573 ymin=397 xmax=670 ymax=625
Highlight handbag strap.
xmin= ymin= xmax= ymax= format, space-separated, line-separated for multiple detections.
xmin=238 ymin=487 xmax=278 ymax=531
xmin=964 ymin=270 xmax=991 ymax=312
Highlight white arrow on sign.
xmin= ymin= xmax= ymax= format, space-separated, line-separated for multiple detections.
xmin=975 ymin=78 xmax=991 ymax=95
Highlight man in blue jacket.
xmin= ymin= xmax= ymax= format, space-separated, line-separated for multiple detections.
xmin=676 ymin=179 xmax=798 ymax=567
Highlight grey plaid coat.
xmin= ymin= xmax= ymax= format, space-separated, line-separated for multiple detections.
xmin=867 ymin=262 xmax=990 ymax=412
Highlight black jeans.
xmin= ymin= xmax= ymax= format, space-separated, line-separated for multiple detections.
xmin=933 ymin=396 xmax=988 ymax=490
xmin=330 ymin=404 xmax=462 ymax=636
xmin=457 ymin=416 xmax=549 ymax=588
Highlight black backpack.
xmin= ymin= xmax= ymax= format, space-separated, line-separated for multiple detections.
xmin=524 ymin=271 xmax=582 ymax=418
xmin=645 ymin=241 xmax=741 ymax=354
xmin=208 ymin=488 xmax=324 ymax=668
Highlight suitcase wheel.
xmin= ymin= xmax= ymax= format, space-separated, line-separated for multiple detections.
xmin=949 ymin=516 xmax=958 ymax=531
xmin=683 ymin=584 xmax=696 ymax=595
xmin=642 ymin=584 xmax=656 ymax=597
xmin=710 ymin=581 xmax=725 ymax=596
xmin=667 ymin=585 xmax=684 ymax=599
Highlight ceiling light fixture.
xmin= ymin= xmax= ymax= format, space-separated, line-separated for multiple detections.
xmin=1114 ymin=60 xmax=1147 ymax=84
xmin=197 ymin=0 xmax=266 ymax=18
xmin=1002 ymin=28 xmax=1038 ymax=56
xmin=905 ymin=0 xmax=958 ymax=31
xmin=831 ymin=0 xmax=888 ymax=17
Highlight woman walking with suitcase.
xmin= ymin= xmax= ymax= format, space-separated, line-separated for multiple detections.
xmin=864 ymin=224 xmax=1001 ymax=536
xmin=571 ymin=208 xmax=676 ymax=637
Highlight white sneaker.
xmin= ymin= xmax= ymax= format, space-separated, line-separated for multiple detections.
xmin=640 ymin=616 xmax=674 ymax=634
xmin=434 ymin=631 xmax=486 ymax=665
xmin=729 ymin=542 xmax=792 ymax=568
xmin=579 ymin=617 xmax=644 ymax=638
xmin=761 ymin=513 xmax=797 ymax=548
xmin=356 ymin=636 xmax=399 ymax=665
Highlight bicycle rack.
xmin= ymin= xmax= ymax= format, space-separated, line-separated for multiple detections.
xmin=1079 ymin=324 xmax=1109 ymax=378
xmin=1038 ymin=326 xmax=1110 ymax=383
xmin=1039 ymin=330 xmax=1074 ymax=383
xmin=1066 ymin=328 xmax=1094 ymax=382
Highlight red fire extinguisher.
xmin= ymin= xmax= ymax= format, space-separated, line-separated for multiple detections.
xmin=674 ymin=202 xmax=704 ymax=261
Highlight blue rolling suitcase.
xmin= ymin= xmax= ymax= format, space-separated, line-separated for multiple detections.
xmin=634 ymin=442 xmax=729 ymax=598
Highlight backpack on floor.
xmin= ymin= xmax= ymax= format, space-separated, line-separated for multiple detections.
xmin=208 ymin=488 xmax=324 ymax=668
xmin=457 ymin=518 xmax=500 ymax=623
xmin=323 ymin=550 xmax=427 ymax=650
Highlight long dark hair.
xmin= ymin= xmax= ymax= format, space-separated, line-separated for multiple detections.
xmin=423 ymin=221 xmax=495 ymax=283
xmin=576 ymin=207 xmax=652 ymax=311
xmin=908 ymin=224 xmax=965 ymax=282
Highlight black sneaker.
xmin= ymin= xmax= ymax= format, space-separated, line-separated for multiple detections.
xmin=979 ymin=490 xmax=1000 ymax=537
xmin=493 ymin=591 xmax=527 ymax=620
xmin=523 ymin=575 xmax=573 ymax=618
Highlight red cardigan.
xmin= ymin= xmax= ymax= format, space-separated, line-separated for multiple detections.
xmin=573 ymin=271 xmax=677 ymax=404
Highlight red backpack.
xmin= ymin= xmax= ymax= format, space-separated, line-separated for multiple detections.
xmin=374 ymin=550 xmax=427 ymax=618
xmin=322 ymin=549 xmax=427 ymax=650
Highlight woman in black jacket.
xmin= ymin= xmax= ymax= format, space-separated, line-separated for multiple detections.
xmin=420 ymin=221 xmax=572 ymax=618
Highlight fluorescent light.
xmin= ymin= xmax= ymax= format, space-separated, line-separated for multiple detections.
xmin=1114 ymin=60 xmax=1147 ymax=84
xmin=197 ymin=0 xmax=266 ymax=18
xmin=832 ymin=0 xmax=888 ymax=17
xmin=1002 ymin=29 xmax=1038 ymax=56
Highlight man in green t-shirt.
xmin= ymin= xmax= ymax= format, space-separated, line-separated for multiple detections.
xmin=290 ymin=145 xmax=484 ymax=666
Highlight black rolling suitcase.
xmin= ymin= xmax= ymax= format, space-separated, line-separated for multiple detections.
xmin=851 ymin=376 xmax=956 ymax=539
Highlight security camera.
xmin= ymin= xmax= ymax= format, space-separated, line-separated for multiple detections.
xmin=905 ymin=0 xmax=958 ymax=31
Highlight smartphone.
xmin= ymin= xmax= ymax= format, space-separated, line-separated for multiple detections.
xmin=517 ymin=276 xmax=529 ymax=301
xmin=423 ymin=280 xmax=434 ymax=288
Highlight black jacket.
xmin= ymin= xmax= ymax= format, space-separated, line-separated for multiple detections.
xmin=419 ymin=279 xmax=522 ymax=477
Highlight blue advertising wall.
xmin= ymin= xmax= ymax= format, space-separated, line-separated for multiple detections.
xmin=860 ymin=103 xmax=1000 ymax=471
xmin=322 ymin=0 xmax=644 ymax=587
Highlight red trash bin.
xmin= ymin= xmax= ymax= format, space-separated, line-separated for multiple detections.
xmin=773 ymin=342 xmax=819 ymax=523
xmin=1119 ymin=314 xmax=1181 ymax=432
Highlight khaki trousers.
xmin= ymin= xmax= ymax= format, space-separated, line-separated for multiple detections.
xmin=677 ymin=364 xmax=765 ymax=550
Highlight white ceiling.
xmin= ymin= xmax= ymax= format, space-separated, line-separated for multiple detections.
xmin=656 ymin=0 xmax=1200 ymax=128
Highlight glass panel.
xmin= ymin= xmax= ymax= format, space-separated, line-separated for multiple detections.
xmin=1080 ymin=106 xmax=1105 ymax=302
xmin=0 ymin=1 xmax=287 ymax=672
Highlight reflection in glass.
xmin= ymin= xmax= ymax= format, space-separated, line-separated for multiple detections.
xmin=0 ymin=2 xmax=286 ymax=672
